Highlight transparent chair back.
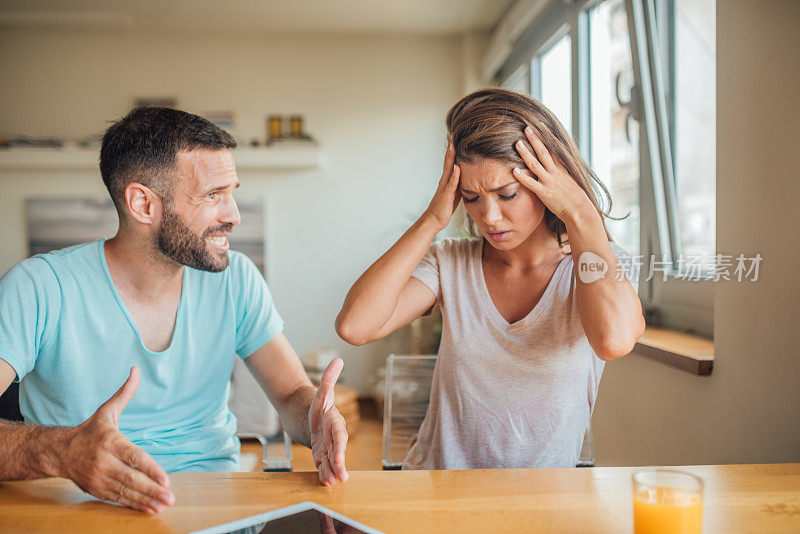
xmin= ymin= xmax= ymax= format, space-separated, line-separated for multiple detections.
xmin=380 ymin=354 xmax=595 ymax=469
xmin=230 ymin=356 xmax=292 ymax=472
xmin=381 ymin=354 xmax=437 ymax=470
xmin=577 ymin=422 xmax=595 ymax=467
xmin=237 ymin=431 xmax=294 ymax=472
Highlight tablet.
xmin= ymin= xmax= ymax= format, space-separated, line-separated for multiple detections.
xmin=189 ymin=501 xmax=383 ymax=534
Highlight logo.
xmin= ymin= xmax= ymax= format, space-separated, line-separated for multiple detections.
xmin=578 ymin=252 xmax=608 ymax=283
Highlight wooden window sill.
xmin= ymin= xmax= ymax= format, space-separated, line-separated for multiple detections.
xmin=633 ymin=326 xmax=714 ymax=375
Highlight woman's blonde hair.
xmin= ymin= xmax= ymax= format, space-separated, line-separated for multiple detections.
xmin=446 ymin=88 xmax=619 ymax=247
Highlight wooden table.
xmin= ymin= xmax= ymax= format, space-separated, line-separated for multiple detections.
xmin=1 ymin=464 xmax=798 ymax=533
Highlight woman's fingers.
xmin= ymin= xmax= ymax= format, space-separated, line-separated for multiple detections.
xmin=442 ymin=141 xmax=456 ymax=176
xmin=425 ymin=143 xmax=460 ymax=231
xmin=447 ymin=164 xmax=460 ymax=190
xmin=523 ymin=126 xmax=555 ymax=170
xmin=448 ymin=164 xmax=462 ymax=211
xmin=513 ymin=167 xmax=544 ymax=196
xmin=515 ymin=139 xmax=546 ymax=179
xmin=436 ymin=144 xmax=456 ymax=195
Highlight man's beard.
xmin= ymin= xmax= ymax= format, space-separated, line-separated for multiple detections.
xmin=155 ymin=204 xmax=232 ymax=272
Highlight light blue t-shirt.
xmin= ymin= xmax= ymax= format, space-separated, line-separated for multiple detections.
xmin=0 ymin=239 xmax=283 ymax=472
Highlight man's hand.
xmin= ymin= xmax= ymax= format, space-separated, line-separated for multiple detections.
xmin=59 ymin=367 xmax=175 ymax=513
xmin=308 ymin=358 xmax=349 ymax=486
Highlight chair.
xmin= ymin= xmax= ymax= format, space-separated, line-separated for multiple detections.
xmin=237 ymin=431 xmax=293 ymax=472
xmin=0 ymin=382 xmax=23 ymax=422
xmin=381 ymin=355 xmax=437 ymax=470
xmin=380 ymin=354 xmax=596 ymax=469
xmin=229 ymin=357 xmax=292 ymax=472
xmin=577 ymin=423 xmax=595 ymax=467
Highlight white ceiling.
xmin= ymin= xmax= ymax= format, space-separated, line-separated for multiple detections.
xmin=0 ymin=0 xmax=515 ymax=35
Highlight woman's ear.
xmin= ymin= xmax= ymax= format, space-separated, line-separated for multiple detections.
xmin=124 ymin=182 xmax=162 ymax=226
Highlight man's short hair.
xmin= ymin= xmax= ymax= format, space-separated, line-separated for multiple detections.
xmin=99 ymin=107 xmax=237 ymax=214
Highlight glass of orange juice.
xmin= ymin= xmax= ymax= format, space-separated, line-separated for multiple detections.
xmin=633 ymin=469 xmax=704 ymax=534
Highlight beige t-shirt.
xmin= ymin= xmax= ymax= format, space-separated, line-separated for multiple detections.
xmin=403 ymin=237 xmax=636 ymax=470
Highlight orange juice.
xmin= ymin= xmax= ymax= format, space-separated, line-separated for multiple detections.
xmin=633 ymin=487 xmax=703 ymax=534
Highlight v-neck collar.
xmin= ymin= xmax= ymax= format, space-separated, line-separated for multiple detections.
xmin=98 ymin=238 xmax=188 ymax=356
xmin=474 ymin=239 xmax=570 ymax=332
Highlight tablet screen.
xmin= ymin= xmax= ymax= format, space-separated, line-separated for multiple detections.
xmin=193 ymin=502 xmax=381 ymax=534
xmin=224 ymin=509 xmax=369 ymax=534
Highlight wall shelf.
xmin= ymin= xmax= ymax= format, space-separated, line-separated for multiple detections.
xmin=0 ymin=146 xmax=320 ymax=172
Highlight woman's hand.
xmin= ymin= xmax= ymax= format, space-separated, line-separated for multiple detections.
xmin=422 ymin=142 xmax=462 ymax=231
xmin=512 ymin=127 xmax=593 ymax=222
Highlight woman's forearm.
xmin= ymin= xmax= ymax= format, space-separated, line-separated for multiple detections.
xmin=335 ymin=214 xmax=440 ymax=344
xmin=564 ymin=200 xmax=645 ymax=360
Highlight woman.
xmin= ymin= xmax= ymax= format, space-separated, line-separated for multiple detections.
xmin=336 ymin=88 xmax=645 ymax=469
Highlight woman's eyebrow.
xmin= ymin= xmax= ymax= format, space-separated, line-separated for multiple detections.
xmin=459 ymin=182 xmax=517 ymax=195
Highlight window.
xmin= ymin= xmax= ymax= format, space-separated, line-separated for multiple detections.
xmin=589 ymin=0 xmax=640 ymax=257
xmin=502 ymin=63 xmax=531 ymax=95
xmin=495 ymin=0 xmax=716 ymax=334
xmin=538 ymin=34 xmax=573 ymax=137
xmin=671 ymin=0 xmax=716 ymax=260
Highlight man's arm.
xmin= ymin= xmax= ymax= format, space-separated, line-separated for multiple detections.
xmin=0 ymin=360 xmax=174 ymax=513
xmin=244 ymin=333 xmax=349 ymax=485
xmin=0 ymin=360 xmax=66 ymax=479
xmin=243 ymin=333 xmax=315 ymax=445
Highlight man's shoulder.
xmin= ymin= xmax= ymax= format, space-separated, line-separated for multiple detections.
xmin=226 ymin=249 xmax=258 ymax=271
xmin=214 ymin=250 xmax=261 ymax=278
xmin=3 ymin=241 xmax=100 ymax=286
xmin=31 ymin=240 xmax=102 ymax=271
xmin=33 ymin=241 xmax=106 ymax=287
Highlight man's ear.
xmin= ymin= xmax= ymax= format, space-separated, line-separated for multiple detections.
xmin=123 ymin=183 xmax=162 ymax=226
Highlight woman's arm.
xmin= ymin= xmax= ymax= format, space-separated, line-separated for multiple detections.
xmin=335 ymin=144 xmax=461 ymax=346
xmin=563 ymin=203 xmax=645 ymax=360
xmin=512 ymin=127 xmax=645 ymax=360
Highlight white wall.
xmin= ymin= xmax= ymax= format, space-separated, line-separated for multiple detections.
xmin=592 ymin=0 xmax=800 ymax=466
xmin=0 ymin=28 xmax=464 ymax=394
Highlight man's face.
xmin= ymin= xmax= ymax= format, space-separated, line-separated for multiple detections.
xmin=155 ymin=149 xmax=241 ymax=272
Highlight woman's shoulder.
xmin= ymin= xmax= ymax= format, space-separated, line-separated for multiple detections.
xmin=428 ymin=237 xmax=482 ymax=259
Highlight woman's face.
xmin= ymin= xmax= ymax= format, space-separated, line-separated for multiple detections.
xmin=458 ymin=158 xmax=547 ymax=251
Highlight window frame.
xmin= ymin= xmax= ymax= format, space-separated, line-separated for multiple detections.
xmin=494 ymin=0 xmax=714 ymax=336
xmin=535 ymin=30 xmax=574 ymax=136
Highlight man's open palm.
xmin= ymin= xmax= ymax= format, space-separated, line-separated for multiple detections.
xmin=62 ymin=367 xmax=174 ymax=513
xmin=308 ymin=358 xmax=349 ymax=486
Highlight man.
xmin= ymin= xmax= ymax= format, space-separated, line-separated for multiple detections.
xmin=0 ymin=107 xmax=349 ymax=514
